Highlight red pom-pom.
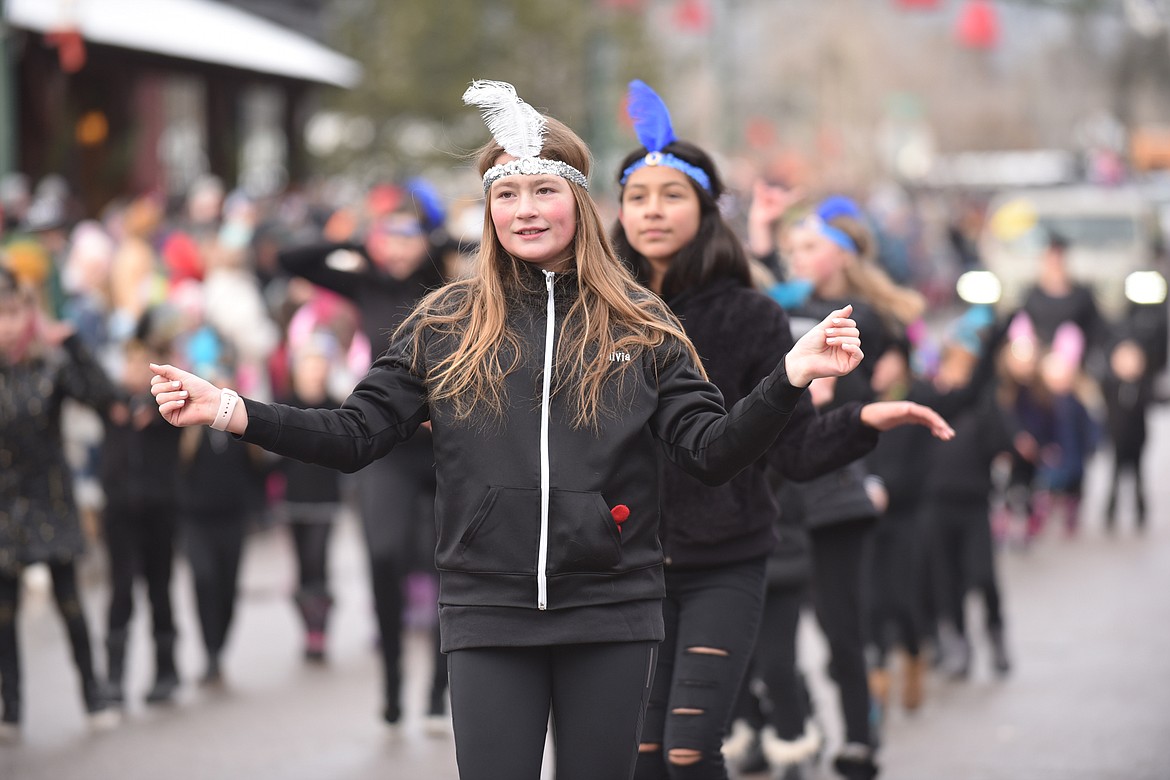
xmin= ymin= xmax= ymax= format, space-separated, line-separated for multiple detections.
xmin=611 ymin=505 xmax=630 ymax=530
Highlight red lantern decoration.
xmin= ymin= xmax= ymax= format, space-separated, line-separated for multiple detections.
xmin=673 ymin=0 xmax=710 ymax=32
xmin=957 ymin=0 xmax=999 ymax=50
xmin=45 ymin=28 xmax=86 ymax=73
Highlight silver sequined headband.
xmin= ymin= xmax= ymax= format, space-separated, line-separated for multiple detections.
xmin=463 ymin=80 xmax=589 ymax=193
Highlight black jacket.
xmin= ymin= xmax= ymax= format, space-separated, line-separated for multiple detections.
xmin=278 ymin=242 xmax=446 ymax=359
xmin=661 ymin=278 xmax=878 ymax=568
xmin=922 ymin=389 xmax=1017 ymax=507
xmin=240 ymin=267 xmax=807 ymax=651
xmin=100 ymin=393 xmax=182 ymax=510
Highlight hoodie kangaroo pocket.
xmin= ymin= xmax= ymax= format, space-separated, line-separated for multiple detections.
xmin=456 ymin=486 xmax=540 ymax=574
xmin=547 ymin=489 xmax=623 ymax=574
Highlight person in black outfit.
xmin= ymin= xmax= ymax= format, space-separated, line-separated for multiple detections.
xmin=99 ymin=322 xmax=183 ymax=705
xmin=863 ymin=308 xmax=1006 ymax=715
xmin=753 ymin=194 xmax=928 ymax=779
xmin=611 ymin=80 xmax=953 ymax=780
xmin=175 ymin=336 xmax=267 ymax=687
xmin=278 ymin=192 xmax=451 ymax=726
xmin=274 ymin=332 xmax=343 ymax=661
xmin=1020 ymin=231 xmax=1104 ymax=350
xmin=923 ymin=338 xmax=1027 ymax=680
xmin=148 ymin=85 xmax=867 ymax=780
xmin=0 ymin=267 xmax=120 ymax=735
xmin=1102 ymin=337 xmax=1152 ymax=531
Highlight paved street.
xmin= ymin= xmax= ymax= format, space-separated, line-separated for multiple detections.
xmin=4 ymin=407 xmax=1170 ymax=780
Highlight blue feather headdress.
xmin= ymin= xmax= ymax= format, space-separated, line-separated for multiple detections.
xmin=799 ymin=195 xmax=864 ymax=254
xmin=620 ymin=80 xmax=711 ymax=193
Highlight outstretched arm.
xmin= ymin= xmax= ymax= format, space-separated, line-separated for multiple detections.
xmin=150 ymin=363 xmax=243 ymax=431
xmin=653 ymin=305 xmax=864 ymax=485
xmin=149 ymin=344 xmax=429 ymax=473
xmin=859 ymin=401 xmax=955 ymax=441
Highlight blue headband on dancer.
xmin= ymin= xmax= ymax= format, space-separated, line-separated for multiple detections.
xmin=800 ymin=196 xmax=864 ymax=254
xmin=620 ymin=80 xmax=712 ymax=194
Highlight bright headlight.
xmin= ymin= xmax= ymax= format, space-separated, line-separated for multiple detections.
xmin=956 ymin=271 xmax=1002 ymax=306
xmin=1125 ymin=271 xmax=1168 ymax=305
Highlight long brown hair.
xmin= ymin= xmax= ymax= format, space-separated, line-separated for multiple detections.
xmin=397 ymin=117 xmax=705 ymax=429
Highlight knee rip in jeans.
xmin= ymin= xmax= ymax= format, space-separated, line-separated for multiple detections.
xmin=668 ymin=748 xmax=703 ymax=766
xmin=639 ymin=742 xmax=661 ymax=753
xmin=686 ymin=646 xmax=729 ymax=657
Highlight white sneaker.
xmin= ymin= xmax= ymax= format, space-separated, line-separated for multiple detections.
xmin=87 ymin=707 xmax=122 ymax=733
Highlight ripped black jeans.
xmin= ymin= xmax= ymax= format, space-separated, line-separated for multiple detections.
xmin=635 ymin=557 xmax=766 ymax=780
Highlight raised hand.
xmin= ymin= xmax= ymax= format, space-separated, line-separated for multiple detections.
xmin=784 ymin=305 xmax=863 ymax=388
xmin=149 ymin=363 xmax=220 ymax=428
xmin=859 ymin=400 xmax=956 ymax=441
xmin=749 ymin=179 xmax=803 ymax=226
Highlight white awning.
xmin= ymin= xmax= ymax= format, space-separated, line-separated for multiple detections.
xmin=3 ymin=0 xmax=362 ymax=88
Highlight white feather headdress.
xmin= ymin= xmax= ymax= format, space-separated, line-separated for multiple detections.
xmin=463 ymin=79 xmax=588 ymax=193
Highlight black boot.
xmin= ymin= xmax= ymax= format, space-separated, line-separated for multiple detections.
xmin=0 ymin=617 xmax=18 ymax=739
xmin=0 ymin=677 xmax=18 ymax=736
xmin=145 ymin=632 xmax=179 ymax=704
xmin=833 ymin=743 xmax=879 ymax=780
xmin=1104 ymin=491 xmax=1117 ymax=532
xmin=104 ymin=630 xmax=127 ymax=705
xmin=989 ymin=626 xmax=1012 ymax=677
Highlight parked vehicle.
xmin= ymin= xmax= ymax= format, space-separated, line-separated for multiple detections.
xmin=957 ymin=185 xmax=1164 ymax=318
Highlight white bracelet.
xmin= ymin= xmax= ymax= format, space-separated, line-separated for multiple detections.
xmin=210 ymin=388 xmax=240 ymax=432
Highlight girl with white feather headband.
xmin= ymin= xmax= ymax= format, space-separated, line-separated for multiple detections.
xmin=147 ymin=80 xmax=866 ymax=779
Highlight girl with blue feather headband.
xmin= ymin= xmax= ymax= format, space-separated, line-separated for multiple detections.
xmin=612 ymin=80 xmax=951 ymax=780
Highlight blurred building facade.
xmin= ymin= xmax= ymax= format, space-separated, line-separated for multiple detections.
xmin=0 ymin=0 xmax=359 ymax=216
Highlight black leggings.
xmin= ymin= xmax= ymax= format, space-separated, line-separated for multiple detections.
xmin=290 ymin=521 xmax=332 ymax=592
xmin=105 ymin=499 xmax=177 ymax=642
xmin=357 ymin=437 xmax=445 ymax=719
xmin=809 ymin=518 xmax=873 ymax=749
xmin=448 ymin=641 xmax=657 ymax=780
xmin=635 ymin=558 xmax=766 ymax=780
xmin=738 ymin=583 xmax=809 ymax=741
xmin=0 ymin=561 xmax=100 ymax=707
xmin=182 ymin=515 xmax=247 ymax=661
xmin=866 ymin=514 xmax=924 ymax=664
xmin=929 ymin=501 xmax=1003 ymax=636
xmin=1107 ymin=447 xmax=1147 ymax=523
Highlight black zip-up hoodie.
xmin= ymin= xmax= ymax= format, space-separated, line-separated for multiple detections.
xmin=238 ymin=266 xmax=806 ymax=651
xmin=660 ymin=278 xmax=878 ymax=568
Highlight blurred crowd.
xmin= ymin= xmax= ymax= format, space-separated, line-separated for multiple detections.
xmin=0 ymin=157 xmax=1162 ymax=778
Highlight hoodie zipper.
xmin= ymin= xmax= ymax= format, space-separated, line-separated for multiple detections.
xmin=537 ymin=270 xmax=556 ymax=610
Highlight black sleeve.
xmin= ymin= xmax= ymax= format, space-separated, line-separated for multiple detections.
xmin=771 ymin=400 xmax=879 ymax=482
xmin=746 ymin=300 xmax=879 ymax=480
xmin=277 ymin=242 xmax=369 ymax=300
xmin=649 ymin=343 xmax=806 ymax=486
xmin=58 ymin=334 xmax=123 ymax=415
xmin=909 ymin=314 xmax=1009 ymax=420
xmin=239 ymin=331 xmax=429 ymax=473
